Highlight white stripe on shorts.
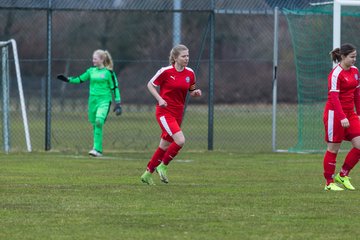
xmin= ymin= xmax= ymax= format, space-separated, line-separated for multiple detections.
xmin=159 ymin=115 xmax=173 ymax=136
xmin=328 ymin=110 xmax=334 ymax=142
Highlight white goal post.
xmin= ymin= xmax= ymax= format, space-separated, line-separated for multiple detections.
xmin=0 ymin=39 xmax=31 ymax=152
xmin=333 ymin=0 xmax=360 ymax=50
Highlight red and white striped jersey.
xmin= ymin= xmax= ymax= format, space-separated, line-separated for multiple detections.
xmin=327 ymin=64 xmax=360 ymax=112
xmin=150 ymin=65 xmax=196 ymax=110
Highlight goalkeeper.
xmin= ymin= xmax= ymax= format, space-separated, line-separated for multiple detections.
xmin=57 ymin=49 xmax=122 ymax=157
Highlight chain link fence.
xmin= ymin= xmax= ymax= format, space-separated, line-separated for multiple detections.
xmin=0 ymin=0 xmax=329 ymax=153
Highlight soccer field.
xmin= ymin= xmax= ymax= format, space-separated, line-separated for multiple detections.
xmin=1 ymin=151 xmax=360 ymax=240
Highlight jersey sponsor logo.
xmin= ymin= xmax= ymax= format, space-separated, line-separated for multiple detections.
xmin=100 ymin=74 xmax=105 ymax=78
xmin=185 ymin=76 xmax=190 ymax=83
xmin=170 ymin=75 xmax=175 ymax=80
xmin=355 ymin=74 xmax=358 ymax=80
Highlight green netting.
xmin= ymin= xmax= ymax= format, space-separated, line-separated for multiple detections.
xmin=284 ymin=6 xmax=360 ymax=152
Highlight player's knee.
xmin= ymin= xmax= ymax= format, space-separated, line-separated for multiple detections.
xmin=173 ymin=132 xmax=185 ymax=146
xmin=175 ymin=137 xmax=185 ymax=147
xmin=95 ymin=118 xmax=104 ymax=128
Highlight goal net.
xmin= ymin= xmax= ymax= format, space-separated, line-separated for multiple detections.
xmin=1 ymin=39 xmax=31 ymax=153
xmin=283 ymin=1 xmax=360 ymax=152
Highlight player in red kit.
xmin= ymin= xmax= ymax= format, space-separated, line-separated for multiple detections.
xmin=141 ymin=44 xmax=202 ymax=185
xmin=323 ymin=43 xmax=360 ymax=191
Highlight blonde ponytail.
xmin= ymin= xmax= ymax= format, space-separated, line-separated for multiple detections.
xmin=103 ymin=50 xmax=114 ymax=70
xmin=93 ymin=49 xmax=114 ymax=70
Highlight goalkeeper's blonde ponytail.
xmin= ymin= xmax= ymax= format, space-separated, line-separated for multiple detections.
xmin=103 ymin=50 xmax=114 ymax=71
xmin=94 ymin=49 xmax=114 ymax=70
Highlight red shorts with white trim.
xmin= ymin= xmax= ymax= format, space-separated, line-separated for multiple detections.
xmin=324 ymin=109 xmax=360 ymax=142
xmin=156 ymin=111 xmax=183 ymax=143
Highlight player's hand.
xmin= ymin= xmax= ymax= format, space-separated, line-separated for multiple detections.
xmin=341 ymin=118 xmax=350 ymax=128
xmin=158 ymin=98 xmax=167 ymax=107
xmin=57 ymin=74 xmax=69 ymax=82
xmin=190 ymin=89 xmax=202 ymax=97
xmin=113 ymin=103 xmax=122 ymax=116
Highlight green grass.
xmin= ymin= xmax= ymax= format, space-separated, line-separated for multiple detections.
xmin=1 ymin=151 xmax=360 ymax=239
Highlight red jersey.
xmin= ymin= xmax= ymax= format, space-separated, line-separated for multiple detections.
xmin=326 ymin=64 xmax=360 ymax=113
xmin=150 ymin=65 xmax=196 ymax=115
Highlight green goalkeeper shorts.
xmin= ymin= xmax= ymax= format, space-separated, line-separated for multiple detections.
xmin=88 ymin=95 xmax=111 ymax=125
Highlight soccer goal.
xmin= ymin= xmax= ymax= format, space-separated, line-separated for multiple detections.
xmin=333 ymin=0 xmax=360 ymax=50
xmin=282 ymin=0 xmax=360 ymax=152
xmin=1 ymin=39 xmax=31 ymax=153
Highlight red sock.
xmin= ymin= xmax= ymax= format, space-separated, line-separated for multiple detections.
xmin=147 ymin=147 xmax=166 ymax=173
xmin=323 ymin=151 xmax=337 ymax=185
xmin=162 ymin=142 xmax=182 ymax=165
xmin=340 ymin=148 xmax=360 ymax=177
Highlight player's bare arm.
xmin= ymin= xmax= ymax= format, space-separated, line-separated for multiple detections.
xmin=147 ymin=80 xmax=167 ymax=107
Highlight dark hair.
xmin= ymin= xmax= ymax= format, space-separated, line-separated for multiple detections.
xmin=330 ymin=43 xmax=356 ymax=63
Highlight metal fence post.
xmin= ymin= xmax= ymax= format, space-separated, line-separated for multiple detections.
xmin=45 ymin=0 xmax=52 ymax=150
xmin=208 ymin=0 xmax=215 ymax=150
xmin=272 ymin=7 xmax=279 ymax=152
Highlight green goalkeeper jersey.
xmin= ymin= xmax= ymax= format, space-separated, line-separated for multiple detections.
xmin=68 ymin=66 xmax=121 ymax=102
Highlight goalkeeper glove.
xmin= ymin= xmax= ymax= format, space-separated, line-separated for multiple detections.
xmin=57 ymin=74 xmax=69 ymax=82
xmin=113 ymin=103 xmax=122 ymax=116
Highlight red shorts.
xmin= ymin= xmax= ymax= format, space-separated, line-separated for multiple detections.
xmin=156 ymin=110 xmax=183 ymax=143
xmin=324 ymin=109 xmax=360 ymax=142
